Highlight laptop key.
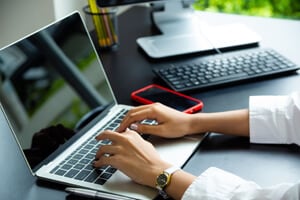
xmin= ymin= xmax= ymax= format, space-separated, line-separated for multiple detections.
xmin=79 ymin=158 xmax=91 ymax=165
xmin=100 ymin=172 xmax=113 ymax=180
xmin=50 ymin=166 xmax=60 ymax=174
xmin=67 ymin=159 xmax=78 ymax=165
xmin=90 ymin=148 xmax=98 ymax=154
xmin=83 ymin=144 xmax=94 ymax=150
xmin=78 ymin=149 xmax=89 ymax=154
xmin=85 ymin=170 xmax=101 ymax=183
xmin=74 ymin=170 xmax=91 ymax=180
xmin=73 ymin=154 xmax=84 ymax=160
xmin=106 ymin=167 xmax=117 ymax=174
xmin=84 ymin=164 xmax=94 ymax=170
xmin=95 ymin=178 xmax=107 ymax=185
xmin=85 ymin=153 xmax=95 ymax=160
xmin=73 ymin=163 xmax=85 ymax=170
xmin=61 ymin=164 xmax=72 ymax=170
xmin=65 ymin=169 xmax=80 ymax=178
xmin=54 ymin=169 xmax=67 ymax=176
xmin=88 ymin=140 xmax=98 ymax=145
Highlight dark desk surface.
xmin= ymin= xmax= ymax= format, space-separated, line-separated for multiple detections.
xmin=1 ymin=6 xmax=300 ymax=200
xmin=100 ymin=5 xmax=300 ymax=187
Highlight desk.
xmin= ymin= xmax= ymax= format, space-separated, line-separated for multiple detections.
xmin=100 ymin=5 xmax=300 ymax=189
xmin=1 ymin=6 xmax=300 ymax=200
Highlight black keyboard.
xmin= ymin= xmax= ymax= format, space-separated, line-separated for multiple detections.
xmin=153 ymin=48 xmax=299 ymax=92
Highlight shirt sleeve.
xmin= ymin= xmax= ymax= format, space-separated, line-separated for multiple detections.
xmin=182 ymin=167 xmax=300 ymax=200
xmin=182 ymin=93 xmax=300 ymax=199
xmin=249 ymin=92 xmax=300 ymax=145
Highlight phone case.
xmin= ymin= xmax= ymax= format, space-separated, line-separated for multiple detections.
xmin=131 ymin=84 xmax=203 ymax=113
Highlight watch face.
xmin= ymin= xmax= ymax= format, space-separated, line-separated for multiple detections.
xmin=157 ymin=173 xmax=168 ymax=187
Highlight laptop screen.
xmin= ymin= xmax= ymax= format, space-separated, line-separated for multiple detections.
xmin=0 ymin=12 xmax=115 ymax=169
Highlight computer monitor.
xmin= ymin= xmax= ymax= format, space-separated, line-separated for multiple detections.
xmin=97 ymin=0 xmax=208 ymax=58
xmin=97 ymin=0 xmax=261 ymax=59
xmin=97 ymin=0 xmax=196 ymax=35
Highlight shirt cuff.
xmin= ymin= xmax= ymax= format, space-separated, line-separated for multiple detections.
xmin=182 ymin=167 xmax=257 ymax=200
xmin=182 ymin=167 xmax=296 ymax=200
xmin=249 ymin=95 xmax=290 ymax=144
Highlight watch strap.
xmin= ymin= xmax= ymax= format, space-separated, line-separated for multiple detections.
xmin=164 ymin=166 xmax=180 ymax=175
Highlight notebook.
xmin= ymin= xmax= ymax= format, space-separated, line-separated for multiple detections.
xmin=0 ymin=12 xmax=205 ymax=200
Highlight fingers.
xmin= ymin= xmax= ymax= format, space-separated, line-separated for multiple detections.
xmin=117 ymin=107 xmax=151 ymax=132
xmin=93 ymin=129 xmax=146 ymax=170
xmin=117 ymin=104 xmax=161 ymax=132
xmin=95 ymin=144 xmax=120 ymax=159
xmin=95 ymin=129 xmax=122 ymax=142
xmin=129 ymin=123 xmax=162 ymax=135
xmin=94 ymin=144 xmax=121 ymax=168
xmin=94 ymin=130 xmax=123 ymax=168
xmin=93 ymin=153 xmax=118 ymax=168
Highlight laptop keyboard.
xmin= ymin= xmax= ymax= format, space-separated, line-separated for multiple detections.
xmin=50 ymin=108 xmax=128 ymax=185
xmin=153 ymin=48 xmax=300 ymax=92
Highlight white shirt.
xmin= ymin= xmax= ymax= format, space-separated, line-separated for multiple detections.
xmin=182 ymin=92 xmax=300 ymax=200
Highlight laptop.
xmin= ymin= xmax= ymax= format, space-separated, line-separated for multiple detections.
xmin=0 ymin=12 xmax=205 ymax=200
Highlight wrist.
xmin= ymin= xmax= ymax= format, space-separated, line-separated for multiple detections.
xmin=186 ymin=113 xmax=210 ymax=134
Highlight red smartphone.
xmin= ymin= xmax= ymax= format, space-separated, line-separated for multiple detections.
xmin=131 ymin=84 xmax=203 ymax=113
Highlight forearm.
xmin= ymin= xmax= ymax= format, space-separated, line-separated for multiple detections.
xmin=187 ymin=109 xmax=250 ymax=137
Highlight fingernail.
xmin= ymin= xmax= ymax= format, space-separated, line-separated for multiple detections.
xmin=130 ymin=123 xmax=138 ymax=130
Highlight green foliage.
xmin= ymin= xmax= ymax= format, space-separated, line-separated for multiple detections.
xmin=193 ymin=0 xmax=300 ymax=19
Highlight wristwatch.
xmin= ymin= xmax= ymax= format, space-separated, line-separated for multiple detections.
xmin=156 ymin=166 xmax=180 ymax=199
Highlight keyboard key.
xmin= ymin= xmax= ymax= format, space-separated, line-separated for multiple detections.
xmin=67 ymin=159 xmax=78 ymax=165
xmin=106 ymin=167 xmax=117 ymax=174
xmin=95 ymin=178 xmax=107 ymax=185
xmin=85 ymin=164 xmax=94 ymax=171
xmin=85 ymin=170 xmax=101 ymax=183
xmin=65 ymin=169 xmax=80 ymax=178
xmin=75 ymin=170 xmax=92 ymax=180
xmin=73 ymin=154 xmax=84 ymax=160
xmin=83 ymin=144 xmax=94 ymax=150
xmin=74 ymin=163 xmax=85 ymax=170
xmin=61 ymin=164 xmax=73 ymax=170
xmin=85 ymin=153 xmax=95 ymax=160
xmin=79 ymin=149 xmax=89 ymax=154
xmin=50 ymin=166 xmax=60 ymax=174
xmin=79 ymin=158 xmax=91 ymax=165
xmin=54 ymin=169 xmax=67 ymax=176
xmin=100 ymin=172 xmax=113 ymax=180
xmin=209 ymin=72 xmax=248 ymax=82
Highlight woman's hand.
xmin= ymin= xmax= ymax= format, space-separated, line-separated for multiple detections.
xmin=94 ymin=129 xmax=172 ymax=188
xmin=117 ymin=103 xmax=193 ymax=138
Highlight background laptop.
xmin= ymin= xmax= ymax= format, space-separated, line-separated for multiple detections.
xmin=0 ymin=12 xmax=205 ymax=199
